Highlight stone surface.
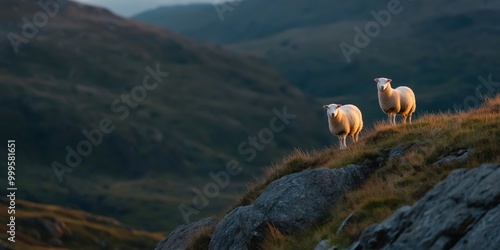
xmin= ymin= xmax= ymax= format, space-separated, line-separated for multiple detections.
xmin=209 ymin=165 xmax=374 ymax=250
xmin=388 ymin=145 xmax=407 ymax=161
xmin=155 ymin=217 xmax=218 ymax=250
xmin=349 ymin=164 xmax=500 ymax=250
xmin=432 ymin=148 xmax=473 ymax=167
xmin=314 ymin=240 xmax=338 ymax=250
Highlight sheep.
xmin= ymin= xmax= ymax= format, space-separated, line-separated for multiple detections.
xmin=374 ymin=77 xmax=416 ymax=125
xmin=323 ymin=103 xmax=363 ymax=149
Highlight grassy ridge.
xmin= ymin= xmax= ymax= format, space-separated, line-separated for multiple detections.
xmin=186 ymin=95 xmax=500 ymax=249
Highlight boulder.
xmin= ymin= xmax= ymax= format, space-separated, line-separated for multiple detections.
xmin=349 ymin=164 xmax=500 ymax=250
xmin=209 ymin=165 xmax=374 ymax=250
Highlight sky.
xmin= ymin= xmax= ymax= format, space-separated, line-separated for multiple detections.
xmin=74 ymin=0 xmax=213 ymax=17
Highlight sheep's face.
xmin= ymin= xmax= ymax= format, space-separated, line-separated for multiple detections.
xmin=323 ymin=104 xmax=341 ymax=118
xmin=375 ymin=77 xmax=392 ymax=91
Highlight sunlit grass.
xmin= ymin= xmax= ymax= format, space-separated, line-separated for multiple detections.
xmin=189 ymin=96 xmax=500 ymax=249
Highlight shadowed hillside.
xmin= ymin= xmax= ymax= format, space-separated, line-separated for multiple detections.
xmin=0 ymin=0 xmax=329 ymax=232
xmin=135 ymin=0 xmax=500 ymax=123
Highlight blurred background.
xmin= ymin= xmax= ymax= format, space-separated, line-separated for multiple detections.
xmin=0 ymin=0 xmax=499 ymax=248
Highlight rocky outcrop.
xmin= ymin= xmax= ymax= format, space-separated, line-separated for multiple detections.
xmin=155 ymin=217 xmax=218 ymax=250
xmin=349 ymin=163 xmax=500 ymax=250
xmin=432 ymin=148 xmax=473 ymax=167
xmin=209 ymin=165 xmax=375 ymax=250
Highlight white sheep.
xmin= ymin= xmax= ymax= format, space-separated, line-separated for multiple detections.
xmin=323 ymin=103 xmax=363 ymax=149
xmin=374 ymin=77 xmax=416 ymax=125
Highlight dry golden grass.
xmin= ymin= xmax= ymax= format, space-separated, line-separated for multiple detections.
xmin=189 ymin=96 xmax=500 ymax=249
xmin=186 ymin=224 xmax=217 ymax=250
xmin=259 ymin=223 xmax=288 ymax=250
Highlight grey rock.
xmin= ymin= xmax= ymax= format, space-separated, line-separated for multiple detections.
xmin=210 ymin=165 xmax=375 ymax=250
xmin=433 ymin=148 xmax=473 ymax=167
xmin=314 ymin=239 xmax=338 ymax=250
xmin=451 ymin=205 xmax=500 ymax=250
xmin=155 ymin=217 xmax=218 ymax=250
xmin=315 ymin=240 xmax=330 ymax=250
xmin=349 ymin=164 xmax=500 ymax=250
xmin=388 ymin=145 xmax=406 ymax=161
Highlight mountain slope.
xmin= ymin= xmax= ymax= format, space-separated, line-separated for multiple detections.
xmin=0 ymin=0 xmax=328 ymax=232
xmin=135 ymin=0 xmax=500 ymax=123
xmin=0 ymin=0 xmax=327 ymax=175
xmin=162 ymin=95 xmax=500 ymax=249
xmin=133 ymin=1 xmax=382 ymax=44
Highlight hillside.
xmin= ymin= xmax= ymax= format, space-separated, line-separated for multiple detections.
xmin=155 ymin=96 xmax=500 ymax=249
xmin=0 ymin=0 xmax=329 ymax=232
xmin=0 ymin=199 xmax=163 ymax=250
xmin=134 ymin=0 xmax=500 ymax=123
xmin=133 ymin=1 xmax=381 ymax=44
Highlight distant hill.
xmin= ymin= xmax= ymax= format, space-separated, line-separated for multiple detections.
xmin=135 ymin=0 xmax=500 ymax=123
xmin=0 ymin=0 xmax=328 ymax=231
xmin=133 ymin=1 xmax=381 ymax=44
xmin=0 ymin=198 xmax=163 ymax=250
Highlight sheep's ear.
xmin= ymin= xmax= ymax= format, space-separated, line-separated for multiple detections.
xmin=337 ymin=104 xmax=342 ymax=108
xmin=387 ymin=79 xmax=392 ymax=83
xmin=323 ymin=105 xmax=329 ymax=109
xmin=374 ymin=78 xmax=379 ymax=82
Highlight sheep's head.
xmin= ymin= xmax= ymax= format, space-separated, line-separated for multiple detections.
xmin=323 ymin=103 xmax=342 ymax=118
xmin=374 ymin=77 xmax=392 ymax=91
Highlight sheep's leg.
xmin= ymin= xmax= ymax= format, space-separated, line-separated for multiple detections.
xmin=339 ymin=135 xmax=346 ymax=149
xmin=388 ymin=113 xmax=395 ymax=125
xmin=352 ymin=132 xmax=359 ymax=143
xmin=342 ymin=135 xmax=347 ymax=149
xmin=338 ymin=135 xmax=347 ymax=149
xmin=402 ymin=115 xmax=407 ymax=124
xmin=409 ymin=113 xmax=413 ymax=124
